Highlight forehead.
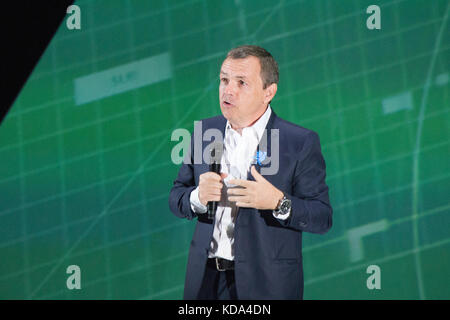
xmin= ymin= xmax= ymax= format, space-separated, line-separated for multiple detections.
xmin=220 ymin=56 xmax=261 ymax=79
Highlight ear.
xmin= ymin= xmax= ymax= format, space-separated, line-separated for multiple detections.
xmin=263 ymin=83 xmax=277 ymax=105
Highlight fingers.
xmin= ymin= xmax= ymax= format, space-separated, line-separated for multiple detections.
xmin=200 ymin=182 xmax=223 ymax=193
xmin=226 ymin=180 xmax=253 ymax=205
xmin=250 ymin=165 xmax=265 ymax=182
xmin=199 ymin=172 xmax=260 ymax=206
xmin=200 ymin=171 xmax=222 ymax=182
xmin=200 ymin=184 xmax=222 ymax=195
xmin=227 ymin=187 xmax=247 ymax=196
xmin=198 ymin=172 xmax=224 ymax=205
xmin=207 ymin=183 xmax=224 ymax=191
xmin=205 ymin=194 xmax=221 ymax=202
xmin=228 ymin=178 xmax=252 ymax=188
xmin=227 ymin=186 xmax=252 ymax=204
xmin=199 ymin=173 xmax=224 ymax=193
xmin=228 ymin=195 xmax=250 ymax=203
xmin=199 ymin=189 xmax=222 ymax=204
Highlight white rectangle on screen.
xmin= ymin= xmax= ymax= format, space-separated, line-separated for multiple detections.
xmin=74 ymin=52 xmax=172 ymax=105
xmin=382 ymin=91 xmax=413 ymax=115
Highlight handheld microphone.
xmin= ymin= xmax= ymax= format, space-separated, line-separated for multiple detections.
xmin=207 ymin=142 xmax=223 ymax=220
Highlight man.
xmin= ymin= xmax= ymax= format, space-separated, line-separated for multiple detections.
xmin=169 ymin=45 xmax=332 ymax=300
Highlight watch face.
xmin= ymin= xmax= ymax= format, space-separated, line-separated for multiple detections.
xmin=280 ymin=199 xmax=291 ymax=214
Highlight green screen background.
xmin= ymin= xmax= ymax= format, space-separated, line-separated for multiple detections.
xmin=0 ymin=0 xmax=448 ymax=299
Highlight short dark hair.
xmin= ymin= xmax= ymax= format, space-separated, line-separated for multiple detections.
xmin=225 ymin=45 xmax=279 ymax=89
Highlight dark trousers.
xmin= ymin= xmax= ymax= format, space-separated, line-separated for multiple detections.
xmin=197 ymin=259 xmax=238 ymax=300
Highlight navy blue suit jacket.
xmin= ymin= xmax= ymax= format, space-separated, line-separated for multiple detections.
xmin=169 ymin=109 xmax=332 ymax=300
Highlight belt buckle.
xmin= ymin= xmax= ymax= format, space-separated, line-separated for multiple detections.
xmin=215 ymin=258 xmax=226 ymax=272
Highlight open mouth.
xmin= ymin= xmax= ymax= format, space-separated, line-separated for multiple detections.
xmin=223 ymin=101 xmax=234 ymax=107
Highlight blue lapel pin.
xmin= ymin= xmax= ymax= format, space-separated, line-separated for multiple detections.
xmin=255 ymin=151 xmax=267 ymax=166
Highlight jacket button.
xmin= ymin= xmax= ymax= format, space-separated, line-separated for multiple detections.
xmin=299 ymin=222 xmax=307 ymax=228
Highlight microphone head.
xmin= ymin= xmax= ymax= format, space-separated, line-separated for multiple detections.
xmin=207 ymin=141 xmax=224 ymax=164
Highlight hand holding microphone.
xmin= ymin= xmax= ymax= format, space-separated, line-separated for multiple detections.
xmin=198 ymin=172 xmax=224 ymax=206
xmin=198 ymin=142 xmax=224 ymax=219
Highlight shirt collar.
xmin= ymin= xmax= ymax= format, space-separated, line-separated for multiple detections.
xmin=225 ymin=104 xmax=272 ymax=141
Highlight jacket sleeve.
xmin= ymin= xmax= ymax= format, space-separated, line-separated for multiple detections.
xmin=168 ymin=133 xmax=199 ymax=220
xmin=277 ymin=131 xmax=333 ymax=234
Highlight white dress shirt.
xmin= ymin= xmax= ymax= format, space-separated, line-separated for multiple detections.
xmin=190 ymin=105 xmax=290 ymax=260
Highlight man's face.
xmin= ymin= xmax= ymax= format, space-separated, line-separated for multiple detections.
xmin=219 ymin=56 xmax=276 ymax=129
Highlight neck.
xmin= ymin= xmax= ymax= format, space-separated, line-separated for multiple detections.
xmin=230 ymin=106 xmax=268 ymax=135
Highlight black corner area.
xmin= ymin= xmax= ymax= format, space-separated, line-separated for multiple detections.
xmin=0 ymin=0 xmax=74 ymax=125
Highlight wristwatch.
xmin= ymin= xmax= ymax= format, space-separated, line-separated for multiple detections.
xmin=274 ymin=194 xmax=292 ymax=216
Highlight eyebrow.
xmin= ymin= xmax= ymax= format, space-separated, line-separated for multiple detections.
xmin=220 ymin=71 xmax=248 ymax=80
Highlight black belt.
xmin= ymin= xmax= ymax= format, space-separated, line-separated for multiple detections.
xmin=208 ymin=258 xmax=234 ymax=271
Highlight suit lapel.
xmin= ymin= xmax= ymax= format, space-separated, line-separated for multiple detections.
xmin=248 ymin=109 xmax=278 ymax=181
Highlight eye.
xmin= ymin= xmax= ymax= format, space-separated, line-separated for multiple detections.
xmin=239 ymin=80 xmax=246 ymax=86
xmin=220 ymin=78 xmax=228 ymax=84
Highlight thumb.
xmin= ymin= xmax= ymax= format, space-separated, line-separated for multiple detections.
xmin=250 ymin=165 xmax=264 ymax=181
xmin=220 ymin=172 xmax=228 ymax=180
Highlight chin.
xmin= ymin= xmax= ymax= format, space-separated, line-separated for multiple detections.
xmin=220 ymin=108 xmax=233 ymax=120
